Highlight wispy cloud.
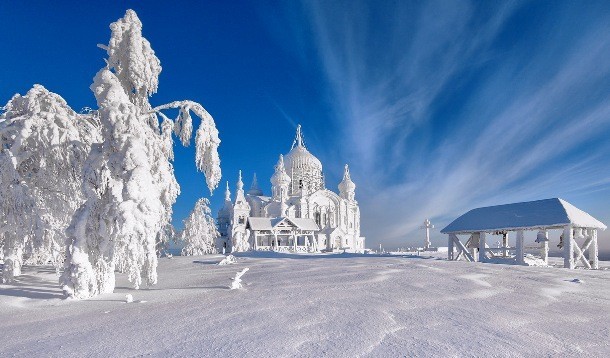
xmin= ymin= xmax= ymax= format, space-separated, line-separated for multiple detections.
xmin=269 ymin=1 xmax=610 ymax=249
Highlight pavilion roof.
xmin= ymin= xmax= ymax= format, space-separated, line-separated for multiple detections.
xmin=441 ymin=198 xmax=607 ymax=234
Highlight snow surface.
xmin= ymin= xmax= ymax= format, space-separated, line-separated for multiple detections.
xmin=1 ymin=253 xmax=610 ymax=357
xmin=442 ymin=198 xmax=607 ymax=233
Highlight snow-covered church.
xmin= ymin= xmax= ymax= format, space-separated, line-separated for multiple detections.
xmin=217 ymin=125 xmax=365 ymax=253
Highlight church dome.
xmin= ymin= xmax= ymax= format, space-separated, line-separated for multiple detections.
xmin=271 ymin=155 xmax=291 ymax=187
xmin=284 ymin=145 xmax=322 ymax=172
xmin=284 ymin=125 xmax=322 ymax=173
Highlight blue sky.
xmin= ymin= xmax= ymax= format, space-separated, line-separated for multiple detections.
xmin=2 ymin=1 xmax=610 ymax=251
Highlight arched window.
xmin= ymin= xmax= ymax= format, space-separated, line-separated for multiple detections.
xmin=315 ymin=212 xmax=321 ymax=226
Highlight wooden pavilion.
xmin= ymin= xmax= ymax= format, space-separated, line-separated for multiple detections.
xmin=441 ymin=198 xmax=606 ymax=269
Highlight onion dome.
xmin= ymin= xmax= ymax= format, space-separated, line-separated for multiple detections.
xmin=271 ymin=155 xmax=291 ymax=188
xmin=339 ymin=164 xmax=356 ymax=200
xmin=218 ymin=181 xmax=233 ymax=218
xmin=247 ymin=173 xmax=264 ymax=196
xmin=284 ymin=125 xmax=322 ymax=173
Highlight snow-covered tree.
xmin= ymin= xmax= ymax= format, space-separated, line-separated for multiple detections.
xmin=0 ymin=86 xmax=98 ymax=282
xmin=0 ymin=150 xmax=33 ymax=282
xmin=156 ymin=224 xmax=177 ymax=257
xmin=61 ymin=9 xmax=221 ymax=298
xmin=181 ymin=198 xmax=219 ymax=256
xmin=232 ymin=229 xmax=251 ymax=253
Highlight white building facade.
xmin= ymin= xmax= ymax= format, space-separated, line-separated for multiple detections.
xmin=217 ymin=125 xmax=365 ymax=253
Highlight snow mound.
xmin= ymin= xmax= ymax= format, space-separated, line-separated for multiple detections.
xmin=125 ymin=294 xmax=133 ymax=303
xmin=218 ymin=255 xmax=237 ymax=265
xmin=523 ymin=254 xmax=549 ymax=267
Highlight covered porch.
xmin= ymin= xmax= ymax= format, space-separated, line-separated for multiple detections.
xmin=441 ymin=198 xmax=606 ymax=269
xmin=247 ymin=217 xmax=320 ymax=253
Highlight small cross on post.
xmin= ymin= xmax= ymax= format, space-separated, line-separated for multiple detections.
xmin=420 ymin=219 xmax=434 ymax=250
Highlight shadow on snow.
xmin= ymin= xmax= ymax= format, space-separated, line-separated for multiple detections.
xmin=0 ymin=264 xmax=64 ymax=300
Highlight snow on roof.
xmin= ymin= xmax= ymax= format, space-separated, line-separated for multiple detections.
xmin=247 ymin=217 xmax=273 ymax=230
xmin=441 ymin=198 xmax=607 ymax=234
xmin=247 ymin=217 xmax=319 ymax=231
xmin=288 ymin=218 xmax=320 ymax=231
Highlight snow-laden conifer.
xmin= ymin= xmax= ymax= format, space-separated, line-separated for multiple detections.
xmin=61 ymin=9 xmax=221 ymax=298
xmin=0 ymin=86 xmax=98 ymax=282
xmin=181 ymin=198 xmax=219 ymax=256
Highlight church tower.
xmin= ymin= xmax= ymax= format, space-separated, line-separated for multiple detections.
xmin=231 ymin=170 xmax=251 ymax=243
xmin=271 ymin=155 xmax=291 ymax=200
xmin=271 ymin=155 xmax=291 ymax=216
xmin=339 ymin=164 xmax=356 ymax=202
xmin=216 ymin=181 xmax=233 ymax=252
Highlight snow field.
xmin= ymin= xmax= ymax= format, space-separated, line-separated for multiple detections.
xmin=1 ymin=253 xmax=610 ymax=357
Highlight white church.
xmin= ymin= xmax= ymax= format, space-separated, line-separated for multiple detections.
xmin=217 ymin=125 xmax=365 ymax=253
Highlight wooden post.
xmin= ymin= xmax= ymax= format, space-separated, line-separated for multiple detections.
xmin=451 ymin=234 xmax=474 ymax=262
xmin=293 ymin=231 xmax=297 ymax=252
xmin=273 ymin=231 xmax=278 ymax=251
xmin=572 ymin=240 xmax=591 ymax=269
xmin=516 ymin=230 xmax=524 ymax=264
xmin=540 ymin=230 xmax=549 ymax=265
xmin=590 ymin=229 xmax=599 ymax=269
xmin=448 ymin=234 xmax=454 ymax=261
xmin=563 ymin=225 xmax=574 ymax=269
xmin=502 ymin=232 xmax=509 ymax=258
xmin=254 ymin=232 xmax=258 ymax=250
xmin=478 ymin=232 xmax=487 ymax=263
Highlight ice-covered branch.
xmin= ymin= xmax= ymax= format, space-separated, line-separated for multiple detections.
xmin=152 ymin=101 xmax=221 ymax=193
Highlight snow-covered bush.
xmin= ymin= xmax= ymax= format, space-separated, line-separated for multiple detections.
xmin=181 ymin=198 xmax=219 ymax=256
xmin=230 ymin=268 xmax=249 ymax=290
xmin=0 ymin=86 xmax=98 ymax=282
xmin=60 ymin=9 xmax=221 ymax=298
